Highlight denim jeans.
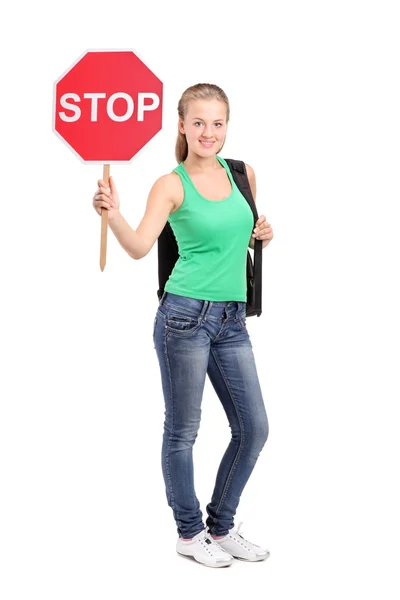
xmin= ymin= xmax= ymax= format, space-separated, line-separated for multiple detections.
xmin=153 ymin=291 xmax=269 ymax=539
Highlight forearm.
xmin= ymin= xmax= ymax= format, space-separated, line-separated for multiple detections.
xmin=107 ymin=211 xmax=147 ymax=260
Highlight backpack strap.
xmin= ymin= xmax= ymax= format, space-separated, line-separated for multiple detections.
xmin=224 ymin=158 xmax=262 ymax=317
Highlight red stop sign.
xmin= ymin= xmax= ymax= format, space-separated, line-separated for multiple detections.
xmin=53 ymin=50 xmax=163 ymax=162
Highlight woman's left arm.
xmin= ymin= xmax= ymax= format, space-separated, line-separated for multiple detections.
xmin=245 ymin=163 xmax=274 ymax=250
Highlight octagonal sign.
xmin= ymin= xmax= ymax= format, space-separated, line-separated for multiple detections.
xmin=53 ymin=49 xmax=163 ymax=163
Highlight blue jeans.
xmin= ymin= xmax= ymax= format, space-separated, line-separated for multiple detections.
xmin=153 ymin=292 xmax=269 ymax=539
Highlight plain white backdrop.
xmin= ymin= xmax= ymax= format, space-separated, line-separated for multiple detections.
xmin=1 ymin=0 xmax=399 ymax=598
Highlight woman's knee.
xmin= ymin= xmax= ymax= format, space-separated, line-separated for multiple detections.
xmin=250 ymin=416 xmax=269 ymax=451
xmin=164 ymin=422 xmax=201 ymax=449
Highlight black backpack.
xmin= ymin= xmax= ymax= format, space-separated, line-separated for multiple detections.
xmin=157 ymin=158 xmax=263 ymax=317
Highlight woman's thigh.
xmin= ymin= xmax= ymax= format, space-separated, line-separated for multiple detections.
xmin=207 ymin=329 xmax=268 ymax=440
xmin=153 ymin=298 xmax=211 ymax=426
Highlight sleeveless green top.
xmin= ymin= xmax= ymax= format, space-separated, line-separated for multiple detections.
xmin=164 ymin=155 xmax=254 ymax=301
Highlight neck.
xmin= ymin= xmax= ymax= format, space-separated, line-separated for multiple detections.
xmin=184 ymin=152 xmax=221 ymax=172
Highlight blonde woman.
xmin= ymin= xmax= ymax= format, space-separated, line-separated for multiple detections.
xmin=93 ymin=83 xmax=274 ymax=568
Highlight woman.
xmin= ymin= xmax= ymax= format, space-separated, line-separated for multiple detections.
xmin=92 ymin=83 xmax=274 ymax=568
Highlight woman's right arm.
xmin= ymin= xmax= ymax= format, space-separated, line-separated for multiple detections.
xmin=93 ymin=173 xmax=181 ymax=260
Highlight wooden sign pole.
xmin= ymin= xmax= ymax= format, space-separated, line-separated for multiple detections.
xmin=100 ymin=164 xmax=110 ymax=271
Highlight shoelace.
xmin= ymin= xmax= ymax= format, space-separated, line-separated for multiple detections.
xmin=236 ymin=522 xmax=266 ymax=552
xmin=234 ymin=521 xmax=258 ymax=547
xmin=236 ymin=521 xmax=245 ymax=539
xmin=206 ymin=532 xmax=231 ymax=556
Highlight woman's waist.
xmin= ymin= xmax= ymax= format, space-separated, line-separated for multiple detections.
xmin=159 ymin=291 xmax=246 ymax=322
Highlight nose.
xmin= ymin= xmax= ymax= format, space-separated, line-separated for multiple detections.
xmin=202 ymin=124 xmax=213 ymax=138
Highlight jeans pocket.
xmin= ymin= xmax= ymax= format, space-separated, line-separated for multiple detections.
xmin=165 ymin=310 xmax=201 ymax=337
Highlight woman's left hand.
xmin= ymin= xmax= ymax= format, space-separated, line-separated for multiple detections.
xmin=252 ymin=216 xmax=273 ymax=249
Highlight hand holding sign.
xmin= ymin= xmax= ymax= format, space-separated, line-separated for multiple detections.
xmin=93 ymin=175 xmax=120 ymax=216
xmin=53 ymin=49 xmax=163 ymax=270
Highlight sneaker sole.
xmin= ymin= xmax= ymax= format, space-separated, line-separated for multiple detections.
xmin=233 ymin=551 xmax=270 ymax=562
xmin=177 ymin=550 xmax=233 ymax=568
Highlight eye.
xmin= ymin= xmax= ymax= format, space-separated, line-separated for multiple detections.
xmin=194 ymin=121 xmax=203 ymax=126
xmin=215 ymin=123 xmax=223 ymax=127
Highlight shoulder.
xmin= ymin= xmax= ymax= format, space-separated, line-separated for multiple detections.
xmin=150 ymin=171 xmax=184 ymax=210
xmin=244 ymin=163 xmax=255 ymax=182
xmin=152 ymin=170 xmax=179 ymax=187
xmin=244 ymin=163 xmax=257 ymax=201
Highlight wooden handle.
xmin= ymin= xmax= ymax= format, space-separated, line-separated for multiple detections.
xmin=100 ymin=164 xmax=110 ymax=271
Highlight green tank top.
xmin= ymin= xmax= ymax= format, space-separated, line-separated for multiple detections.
xmin=164 ymin=155 xmax=254 ymax=301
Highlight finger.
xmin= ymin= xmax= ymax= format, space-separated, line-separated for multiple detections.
xmin=98 ymin=185 xmax=111 ymax=196
xmin=254 ymin=222 xmax=263 ymax=233
xmin=97 ymin=180 xmax=111 ymax=196
xmin=94 ymin=198 xmax=114 ymax=209
xmin=94 ymin=192 xmax=111 ymax=201
xmin=96 ymin=190 xmax=113 ymax=205
xmin=253 ymin=227 xmax=269 ymax=238
xmin=94 ymin=199 xmax=112 ymax=210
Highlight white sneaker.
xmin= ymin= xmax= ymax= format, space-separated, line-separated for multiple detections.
xmin=176 ymin=528 xmax=234 ymax=568
xmin=209 ymin=522 xmax=270 ymax=562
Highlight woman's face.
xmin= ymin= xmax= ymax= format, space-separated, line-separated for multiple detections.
xmin=179 ymin=99 xmax=228 ymax=158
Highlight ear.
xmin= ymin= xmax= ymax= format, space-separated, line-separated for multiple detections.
xmin=178 ymin=119 xmax=185 ymax=135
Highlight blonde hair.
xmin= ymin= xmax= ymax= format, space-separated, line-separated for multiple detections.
xmin=175 ymin=83 xmax=230 ymax=163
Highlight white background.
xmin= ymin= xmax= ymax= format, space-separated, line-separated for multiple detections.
xmin=1 ymin=0 xmax=399 ymax=598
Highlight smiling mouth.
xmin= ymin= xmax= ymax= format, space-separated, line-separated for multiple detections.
xmin=199 ymin=141 xmax=214 ymax=147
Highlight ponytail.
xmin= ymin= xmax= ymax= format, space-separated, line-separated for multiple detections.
xmin=175 ymin=130 xmax=188 ymax=163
